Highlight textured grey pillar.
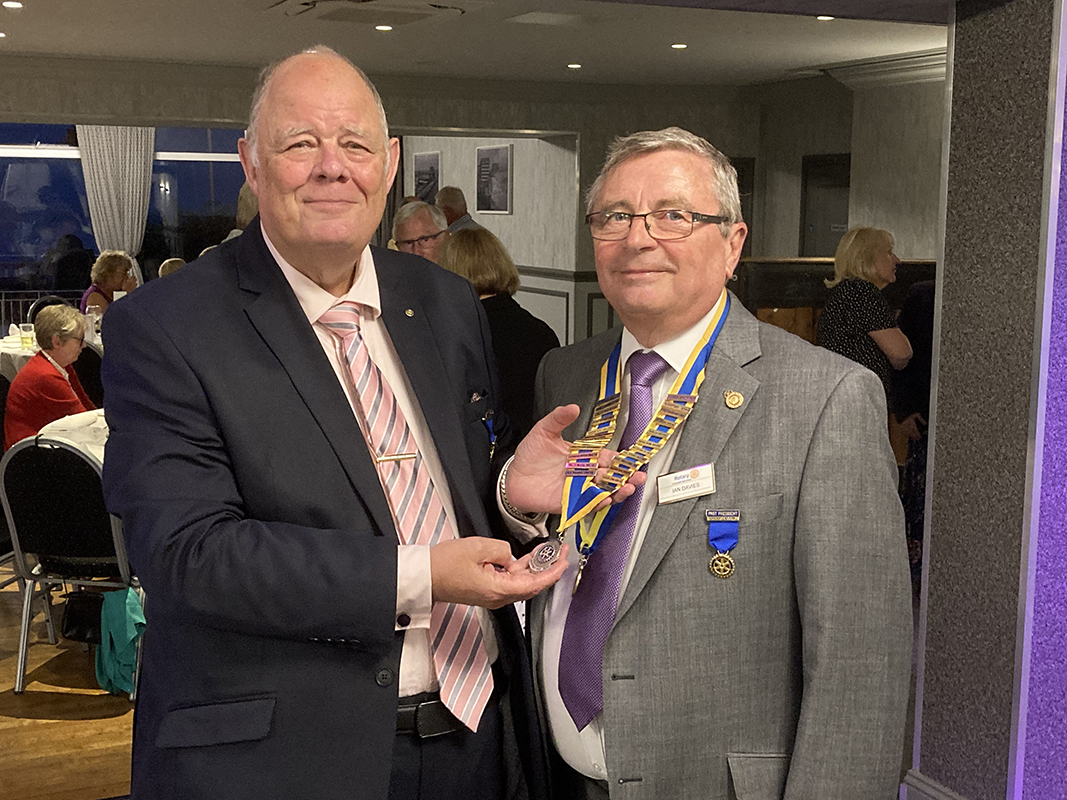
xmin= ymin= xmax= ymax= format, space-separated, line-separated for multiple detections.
xmin=906 ymin=1 xmax=1066 ymax=799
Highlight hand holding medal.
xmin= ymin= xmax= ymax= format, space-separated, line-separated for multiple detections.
xmin=499 ymin=405 xmax=647 ymax=576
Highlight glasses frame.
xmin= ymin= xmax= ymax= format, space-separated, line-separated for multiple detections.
xmin=585 ymin=209 xmax=731 ymax=241
xmin=395 ymin=229 xmax=447 ymax=248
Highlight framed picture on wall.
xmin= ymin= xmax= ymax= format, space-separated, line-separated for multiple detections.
xmin=413 ymin=152 xmax=440 ymax=203
xmin=475 ymin=144 xmax=512 ymax=214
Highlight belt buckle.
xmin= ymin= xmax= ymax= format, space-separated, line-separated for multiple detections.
xmin=415 ymin=699 xmax=461 ymax=739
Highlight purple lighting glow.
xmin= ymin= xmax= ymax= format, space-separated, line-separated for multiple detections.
xmin=1021 ymin=113 xmax=1067 ymax=799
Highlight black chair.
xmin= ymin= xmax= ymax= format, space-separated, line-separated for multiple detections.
xmin=1 ymin=437 xmax=141 ymax=695
xmin=0 ymin=502 xmax=14 ymax=592
xmin=26 ymin=295 xmax=74 ymax=324
xmin=75 ymin=342 xmax=104 ymax=408
xmin=0 ymin=374 xmax=13 ymax=590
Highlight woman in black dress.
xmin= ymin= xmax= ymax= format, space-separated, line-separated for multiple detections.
xmin=441 ymin=228 xmax=560 ymax=438
xmin=816 ymin=226 xmax=912 ymax=403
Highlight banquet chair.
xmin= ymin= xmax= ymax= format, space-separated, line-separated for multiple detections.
xmin=76 ymin=342 xmax=104 ymax=408
xmin=0 ymin=509 xmax=14 ymax=591
xmin=0 ymin=374 xmax=15 ymax=590
xmin=1 ymin=436 xmax=141 ymax=695
xmin=26 ymin=295 xmax=73 ymax=324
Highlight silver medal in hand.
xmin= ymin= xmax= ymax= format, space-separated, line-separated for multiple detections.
xmin=528 ymin=539 xmax=563 ymax=572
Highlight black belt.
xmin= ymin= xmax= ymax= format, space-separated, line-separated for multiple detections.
xmin=396 ymin=692 xmax=466 ymax=739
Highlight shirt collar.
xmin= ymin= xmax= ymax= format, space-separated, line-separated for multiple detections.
xmin=42 ymin=349 xmax=69 ymax=380
xmin=619 ymin=289 xmax=728 ymax=379
xmin=262 ymin=228 xmax=381 ymax=322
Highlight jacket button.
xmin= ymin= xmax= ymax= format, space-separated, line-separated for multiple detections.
xmin=376 ymin=669 xmax=393 ymax=687
xmin=397 ymin=613 xmax=411 ymax=627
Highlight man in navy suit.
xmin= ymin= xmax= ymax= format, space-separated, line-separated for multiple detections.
xmin=101 ymin=46 xmax=567 ymax=800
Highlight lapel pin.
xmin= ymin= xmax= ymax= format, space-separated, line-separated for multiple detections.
xmin=724 ymin=390 xmax=744 ymax=409
xmin=404 ymin=308 xmax=414 ymax=317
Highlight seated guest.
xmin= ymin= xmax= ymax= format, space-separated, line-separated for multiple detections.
xmin=816 ymin=226 xmax=912 ymax=404
xmin=393 ymin=200 xmax=450 ymax=264
xmin=158 ymin=258 xmax=185 ymax=278
xmin=49 ymin=234 xmax=94 ymax=290
xmin=435 ymin=186 xmax=482 ymax=232
xmin=81 ymin=250 xmax=136 ymax=313
xmin=5 ymin=305 xmax=94 ymax=450
xmin=223 ymin=182 xmax=259 ymax=242
xmin=441 ymin=227 xmax=560 ymax=437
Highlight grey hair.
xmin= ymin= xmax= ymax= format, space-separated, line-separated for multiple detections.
xmin=35 ymin=304 xmax=83 ymax=350
xmin=585 ymin=127 xmax=743 ymax=237
xmin=245 ymin=44 xmax=390 ymax=172
xmin=392 ymin=201 xmax=448 ymax=240
xmin=434 ymin=186 xmax=467 ymax=215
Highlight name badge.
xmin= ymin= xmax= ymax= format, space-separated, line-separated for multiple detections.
xmin=657 ymin=463 xmax=715 ymax=505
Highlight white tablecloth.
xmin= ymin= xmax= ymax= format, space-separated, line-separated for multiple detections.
xmin=0 ymin=335 xmax=36 ymax=382
xmin=38 ymin=408 xmax=108 ymax=466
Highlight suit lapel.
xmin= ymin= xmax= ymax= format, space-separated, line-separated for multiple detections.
xmin=237 ymin=224 xmax=396 ymax=538
xmin=614 ymin=299 xmax=762 ymax=626
xmin=375 ymin=254 xmax=485 ymax=537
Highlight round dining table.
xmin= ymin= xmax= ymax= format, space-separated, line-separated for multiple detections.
xmin=0 ymin=335 xmax=37 ymax=382
xmin=37 ymin=408 xmax=108 ymax=466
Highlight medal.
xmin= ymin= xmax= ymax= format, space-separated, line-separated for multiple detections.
xmin=709 ymin=551 xmax=735 ymax=578
xmin=706 ymin=509 xmax=740 ymax=579
xmin=528 ymin=538 xmax=563 ymax=573
xmin=573 ymin=554 xmax=588 ymax=594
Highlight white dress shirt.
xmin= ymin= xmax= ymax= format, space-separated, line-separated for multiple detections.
xmin=503 ymin=292 xmax=727 ymax=779
xmin=264 ymin=231 xmax=497 ymax=698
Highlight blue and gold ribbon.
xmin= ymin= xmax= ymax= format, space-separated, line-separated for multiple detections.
xmin=559 ymin=292 xmax=731 ymax=561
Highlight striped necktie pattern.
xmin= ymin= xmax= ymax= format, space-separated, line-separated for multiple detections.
xmin=318 ymin=302 xmax=494 ymax=731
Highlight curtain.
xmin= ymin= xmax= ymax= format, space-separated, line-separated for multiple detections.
xmin=76 ymin=125 xmax=155 ymax=284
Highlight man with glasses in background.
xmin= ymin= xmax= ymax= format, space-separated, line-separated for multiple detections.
xmin=500 ymin=127 xmax=912 ymax=799
xmin=393 ymin=200 xmax=450 ymax=264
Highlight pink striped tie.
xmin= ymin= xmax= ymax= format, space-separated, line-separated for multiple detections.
xmin=318 ymin=302 xmax=494 ymax=731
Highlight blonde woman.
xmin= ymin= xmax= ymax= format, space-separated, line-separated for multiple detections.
xmin=816 ymin=227 xmax=912 ymax=402
xmin=81 ymin=249 xmax=136 ymax=313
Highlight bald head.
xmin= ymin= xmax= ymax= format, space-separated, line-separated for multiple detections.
xmin=246 ymin=46 xmax=389 ymax=170
xmin=236 ymin=46 xmax=400 ymax=290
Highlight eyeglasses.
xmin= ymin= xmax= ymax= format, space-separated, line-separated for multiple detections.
xmin=585 ymin=209 xmax=730 ymax=241
xmin=396 ymin=230 xmax=446 ymax=249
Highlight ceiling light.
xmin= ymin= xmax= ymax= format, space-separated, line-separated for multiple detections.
xmin=567 ymin=63 xmax=581 ymax=70
xmin=0 ymin=31 xmax=6 ymax=37
xmin=2 ymin=2 xmax=22 ymax=8
xmin=375 ymin=24 xmax=392 ymax=31
xmin=816 ymin=15 xmax=834 ymax=21
xmin=671 ymin=43 xmax=687 ymax=49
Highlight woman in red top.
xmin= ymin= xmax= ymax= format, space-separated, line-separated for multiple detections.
xmin=5 ymin=304 xmax=95 ymax=450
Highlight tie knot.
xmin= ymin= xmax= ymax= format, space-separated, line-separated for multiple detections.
xmin=318 ymin=302 xmax=362 ymax=338
xmin=627 ymin=350 xmax=669 ymax=389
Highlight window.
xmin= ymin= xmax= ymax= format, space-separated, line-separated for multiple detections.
xmin=0 ymin=123 xmax=247 ymax=288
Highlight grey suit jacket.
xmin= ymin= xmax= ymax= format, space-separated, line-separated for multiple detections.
xmin=529 ymin=297 xmax=911 ymax=800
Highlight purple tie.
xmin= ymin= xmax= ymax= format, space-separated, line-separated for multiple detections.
xmin=559 ymin=350 xmax=670 ymax=730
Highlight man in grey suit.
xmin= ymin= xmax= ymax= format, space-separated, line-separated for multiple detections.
xmin=501 ymin=128 xmax=912 ymax=799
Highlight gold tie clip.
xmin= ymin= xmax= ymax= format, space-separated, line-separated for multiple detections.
xmin=376 ymin=452 xmax=417 ymax=464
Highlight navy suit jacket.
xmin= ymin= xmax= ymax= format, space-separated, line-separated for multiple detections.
xmin=101 ymin=220 xmax=547 ymax=800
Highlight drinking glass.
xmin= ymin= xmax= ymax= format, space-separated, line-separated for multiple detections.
xmin=19 ymin=323 xmax=34 ymax=350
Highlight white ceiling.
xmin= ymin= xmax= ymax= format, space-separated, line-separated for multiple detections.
xmin=0 ymin=0 xmax=948 ymax=86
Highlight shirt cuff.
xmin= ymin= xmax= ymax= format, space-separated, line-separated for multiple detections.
xmin=396 ymin=544 xmax=432 ymax=631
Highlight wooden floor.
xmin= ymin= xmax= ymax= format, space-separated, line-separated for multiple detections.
xmin=0 ymin=578 xmax=132 ymax=800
